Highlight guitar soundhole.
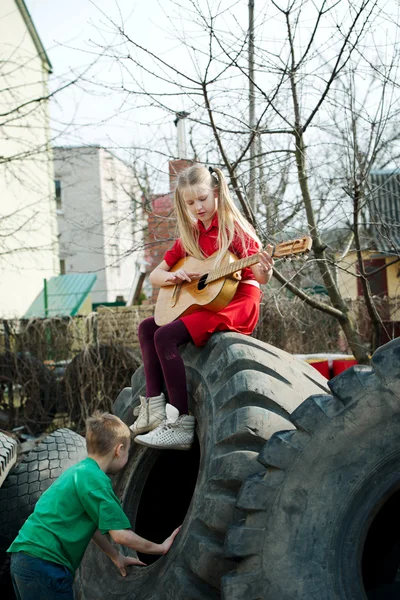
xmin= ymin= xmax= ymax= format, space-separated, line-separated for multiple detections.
xmin=197 ymin=274 xmax=209 ymax=291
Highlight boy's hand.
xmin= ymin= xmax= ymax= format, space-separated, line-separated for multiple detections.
xmin=113 ymin=553 xmax=146 ymax=576
xmin=160 ymin=526 xmax=181 ymax=555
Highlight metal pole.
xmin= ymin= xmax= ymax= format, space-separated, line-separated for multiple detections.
xmin=43 ymin=278 xmax=52 ymax=360
xmin=248 ymin=0 xmax=256 ymax=214
xmin=44 ymin=278 xmax=48 ymax=317
xmin=3 ymin=319 xmax=14 ymax=415
xmin=174 ymin=111 xmax=190 ymax=159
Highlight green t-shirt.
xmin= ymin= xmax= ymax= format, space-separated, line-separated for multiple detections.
xmin=8 ymin=457 xmax=131 ymax=573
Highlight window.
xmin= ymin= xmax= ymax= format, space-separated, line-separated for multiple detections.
xmin=356 ymin=259 xmax=388 ymax=298
xmin=60 ymin=259 xmax=66 ymax=275
xmin=55 ymin=179 xmax=62 ymax=210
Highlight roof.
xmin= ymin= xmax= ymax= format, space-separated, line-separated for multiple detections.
xmin=15 ymin=0 xmax=52 ymax=73
xmin=369 ymin=170 xmax=400 ymax=255
xmin=24 ymin=274 xmax=97 ymax=318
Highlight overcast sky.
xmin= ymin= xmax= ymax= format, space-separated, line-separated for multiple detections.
xmin=25 ymin=0 xmax=258 ymax=185
xmin=26 ymin=1 xmax=176 ymax=151
xmin=25 ymin=0 xmax=400 ymax=193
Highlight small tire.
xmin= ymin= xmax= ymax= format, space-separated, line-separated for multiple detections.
xmin=0 ymin=428 xmax=87 ymax=595
xmin=76 ymin=332 xmax=328 ymax=600
xmin=223 ymin=337 xmax=400 ymax=600
xmin=0 ymin=432 xmax=17 ymax=489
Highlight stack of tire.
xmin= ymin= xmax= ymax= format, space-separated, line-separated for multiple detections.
xmin=0 ymin=429 xmax=87 ymax=597
xmin=0 ymin=432 xmax=17 ymax=489
xmin=2 ymin=333 xmax=400 ymax=600
xmin=75 ymin=333 xmax=400 ymax=600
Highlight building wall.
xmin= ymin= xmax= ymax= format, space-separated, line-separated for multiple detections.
xmin=98 ymin=148 xmax=145 ymax=303
xmin=54 ymin=147 xmax=144 ymax=304
xmin=77 ymin=294 xmax=93 ymax=316
xmin=54 ymin=147 xmax=107 ymax=304
xmin=145 ymin=194 xmax=176 ymax=304
xmin=387 ymin=259 xmax=400 ymax=320
xmin=145 ymin=159 xmax=192 ymax=304
xmin=0 ymin=0 xmax=58 ymax=317
xmin=387 ymin=259 xmax=400 ymax=299
xmin=337 ymin=250 xmax=400 ymax=320
xmin=336 ymin=252 xmax=359 ymax=301
xmin=337 ymin=251 xmax=399 ymax=300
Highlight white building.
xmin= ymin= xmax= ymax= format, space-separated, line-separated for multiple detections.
xmin=53 ymin=146 xmax=145 ymax=305
xmin=0 ymin=0 xmax=58 ymax=318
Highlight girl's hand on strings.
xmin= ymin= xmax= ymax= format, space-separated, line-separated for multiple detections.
xmin=165 ymin=269 xmax=200 ymax=283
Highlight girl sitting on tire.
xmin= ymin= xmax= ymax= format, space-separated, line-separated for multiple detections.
xmin=132 ymin=164 xmax=274 ymax=451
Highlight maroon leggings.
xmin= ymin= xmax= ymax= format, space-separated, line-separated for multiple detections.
xmin=138 ymin=317 xmax=192 ymax=414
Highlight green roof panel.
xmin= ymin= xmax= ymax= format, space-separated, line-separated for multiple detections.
xmin=24 ymin=273 xmax=97 ymax=318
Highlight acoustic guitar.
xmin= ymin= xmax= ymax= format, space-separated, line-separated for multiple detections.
xmin=154 ymin=236 xmax=312 ymax=326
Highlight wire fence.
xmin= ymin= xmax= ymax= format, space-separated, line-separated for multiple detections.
xmin=1 ymin=295 xmax=397 ymax=435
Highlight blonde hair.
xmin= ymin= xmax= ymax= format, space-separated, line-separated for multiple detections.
xmin=174 ymin=165 xmax=261 ymax=268
xmin=86 ymin=412 xmax=131 ymax=456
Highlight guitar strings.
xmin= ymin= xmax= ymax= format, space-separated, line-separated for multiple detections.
xmin=153 ymin=239 xmax=311 ymax=314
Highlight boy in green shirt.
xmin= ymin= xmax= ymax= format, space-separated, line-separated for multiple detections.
xmin=8 ymin=412 xmax=180 ymax=600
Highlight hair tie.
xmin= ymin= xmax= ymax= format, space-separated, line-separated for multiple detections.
xmin=208 ymin=166 xmax=215 ymax=175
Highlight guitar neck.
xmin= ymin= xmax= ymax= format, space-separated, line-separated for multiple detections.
xmin=206 ymin=253 xmax=264 ymax=284
xmin=205 ymin=236 xmax=312 ymax=283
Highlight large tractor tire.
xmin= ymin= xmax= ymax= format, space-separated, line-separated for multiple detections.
xmin=75 ymin=332 xmax=328 ymax=600
xmin=0 ymin=432 xmax=17 ymax=488
xmin=0 ymin=429 xmax=87 ymax=597
xmin=223 ymin=337 xmax=400 ymax=600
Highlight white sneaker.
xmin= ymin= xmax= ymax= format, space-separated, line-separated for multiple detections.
xmin=134 ymin=404 xmax=195 ymax=450
xmin=130 ymin=393 xmax=166 ymax=436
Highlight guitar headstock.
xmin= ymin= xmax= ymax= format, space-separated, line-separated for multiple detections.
xmin=271 ymin=236 xmax=312 ymax=259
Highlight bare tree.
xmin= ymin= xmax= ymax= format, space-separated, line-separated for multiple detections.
xmin=324 ymin=47 xmax=400 ymax=349
xmin=87 ymin=0 xmax=400 ymax=361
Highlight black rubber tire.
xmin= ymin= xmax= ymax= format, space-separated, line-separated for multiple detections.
xmin=75 ymin=332 xmax=328 ymax=600
xmin=0 ymin=428 xmax=87 ymax=595
xmin=223 ymin=337 xmax=400 ymax=600
xmin=0 ymin=432 xmax=17 ymax=489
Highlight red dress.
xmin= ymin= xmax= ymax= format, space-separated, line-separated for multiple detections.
xmin=163 ymin=215 xmax=262 ymax=346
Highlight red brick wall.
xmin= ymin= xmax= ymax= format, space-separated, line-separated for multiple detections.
xmin=169 ymin=159 xmax=192 ymax=190
xmin=145 ymin=159 xmax=193 ymax=304
xmin=145 ymin=193 xmax=175 ymax=304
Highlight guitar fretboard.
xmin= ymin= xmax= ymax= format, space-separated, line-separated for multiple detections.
xmin=205 ymin=237 xmax=311 ymax=283
xmin=206 ymin=252 xmax=265 ymax=283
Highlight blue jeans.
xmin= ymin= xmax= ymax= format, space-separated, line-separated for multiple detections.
xmin=10 ymin=552 xmax=74 ymax=600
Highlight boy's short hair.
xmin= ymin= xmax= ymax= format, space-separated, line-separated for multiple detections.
xmin=86 ymin=412 xmax=131 ymax=456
